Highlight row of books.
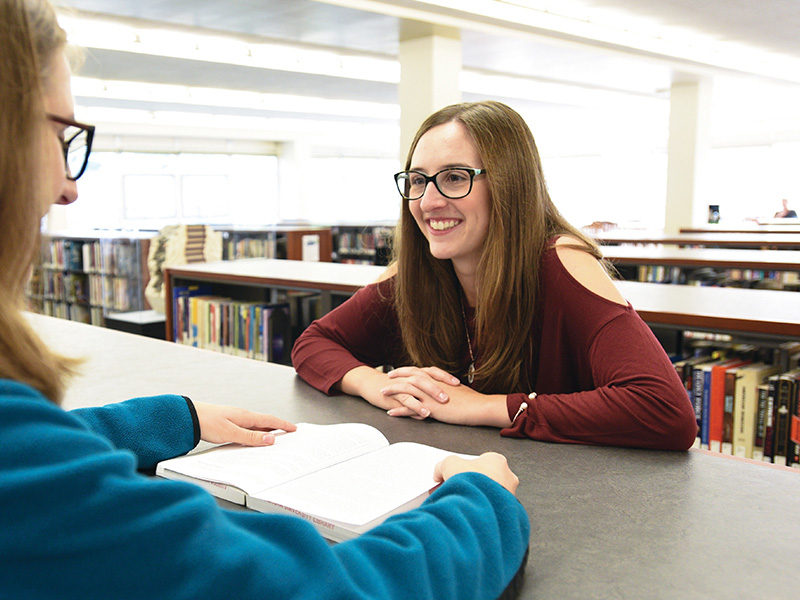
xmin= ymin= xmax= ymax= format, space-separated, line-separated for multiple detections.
xmin=172 ymin=285 xmax=292 ymax=364
xmin=635 ymin=265 xmax=800 ymax=290
xmin=333 ymin=226 xmax=393 ymax=266
xmin=32 ymin=299 xmax=104 ymax=326
xmin=35 ymin=271 xmax=140 ymax=312
xmin=677 ymin=341 xmax=800 ymax=466
xmin=40 ymin=238 xmax=143 ymax=277
xmin=222 ymin=237 xmax=280 ymax=260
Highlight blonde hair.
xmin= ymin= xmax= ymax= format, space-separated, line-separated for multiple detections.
xmin=394 ymin=101 xmax=602 ymax=393
xmin=0 ymin=0 xmax=75 ymax=403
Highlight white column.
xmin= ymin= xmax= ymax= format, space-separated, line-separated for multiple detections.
xmin=398 ymin=22 xmax=462 ymax=162
xmin=277 ymin=140 xmax=311 ymax=221
xmin=664 ymin=79 xmax=713 ymax=233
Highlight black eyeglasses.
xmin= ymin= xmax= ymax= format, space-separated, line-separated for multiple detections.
xmin=394 ymin=167 xmax=487 ymax=201
xmin=48 ymin=114 xmax=95 ymax=181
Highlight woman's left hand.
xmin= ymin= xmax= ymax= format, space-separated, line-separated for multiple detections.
xmin=383 ymin=369 xmax=511 ymax=427
xmin=193 ymin=402 xmax=297 ymax=446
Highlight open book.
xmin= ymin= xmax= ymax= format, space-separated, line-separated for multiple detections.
xmin=156 ymin=422 xmax=473 ymax=542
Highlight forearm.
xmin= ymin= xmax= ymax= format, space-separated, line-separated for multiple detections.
xmin=502 ymin=381 xmax=697 ymax=449
xmin=70 ymin=394 xmax=196 ymax=467
xmin=339 ymin=365 xmax=399 ymax=410
xmin=333 ymin=472 xmax=530 ymax=600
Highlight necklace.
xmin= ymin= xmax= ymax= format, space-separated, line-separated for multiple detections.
xmin=459 ymin=296 xmax=476 ymax=384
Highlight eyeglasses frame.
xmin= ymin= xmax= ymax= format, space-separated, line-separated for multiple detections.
xmin=47 ymin=114 xmax=95 ymax=181
xmin=394 ymin=167 xmax=488 ymax=201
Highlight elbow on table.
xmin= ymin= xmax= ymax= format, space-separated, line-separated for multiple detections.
xmin=652 ymin=397 xmax=698 ymax=451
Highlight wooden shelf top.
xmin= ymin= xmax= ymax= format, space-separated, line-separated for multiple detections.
xmin=594 ymin=230 xmax=800 ymax=248
xmin=166 ymin=258 xmax=386 ymax=293
xmin=681 ymin=223 xmax=800 ymax=234
xmin=618 ymin=281 xmax=800 ymax=338
xmin=602 ymin=246 xmax=800 ymax=271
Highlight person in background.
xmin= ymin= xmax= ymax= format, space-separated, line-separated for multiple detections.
xmin=774 ymin=198 xmax=797 ymax=218
xmin=293 ymin=100 xmax=698 ymax=451
xmin=0 ymin=1 xmax=530 ymax=598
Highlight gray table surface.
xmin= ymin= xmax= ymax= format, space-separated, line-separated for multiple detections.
xmin=30 ymin=313 xmax=800 ymax=600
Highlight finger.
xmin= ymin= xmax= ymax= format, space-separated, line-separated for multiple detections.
xmin=226 ymin=424 xmax=279 ymax=447
xmin=421 ymin=367 xmax=461 ymax=386
xmin=233 ymin=412 xmax=297 ymax=433
xmin=387 ymin=406 xmax=428 ymax=419
xmin=381 ymin=388 xmax=430 ymax=417
xmin=382 ymin=378 xmax=449 ymax=404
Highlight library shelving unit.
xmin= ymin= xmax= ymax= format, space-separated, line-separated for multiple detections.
xmin=215 ymin=225 xmax=333 ymax=262
xmin=603 ymin=246 xmax=800 ymax=291
xmin=28 ymin=231 xmax=153 ymax=327
xmin=163 ymin=259 xmax=385 ymax=364
xmin=163 ymin=258 xmax=800 ymax=360
xmin=331 ymin=223 xmax=395 ymax=266
xmin=594 ymin=230 xmax=800 ymax=249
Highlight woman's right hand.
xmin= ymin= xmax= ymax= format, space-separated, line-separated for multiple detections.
xmin=339 ymin=365 xmax=459 ymax=419
xmin=434 ymin=452 xmax=519 ymax=495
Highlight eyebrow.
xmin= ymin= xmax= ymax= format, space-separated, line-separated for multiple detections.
xmin=408 ymin=163 xmax=477 ymax=172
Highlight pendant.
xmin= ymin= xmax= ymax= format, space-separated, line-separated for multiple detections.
xmin=467 ymin=362 xmax=475 ymax=385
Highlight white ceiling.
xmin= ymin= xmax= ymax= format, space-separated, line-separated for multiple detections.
xmin=50 ymin=0 xmax=800 ymax=142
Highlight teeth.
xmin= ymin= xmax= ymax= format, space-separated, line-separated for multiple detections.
xmin=430 ymin=220 xmax=459 ymax=231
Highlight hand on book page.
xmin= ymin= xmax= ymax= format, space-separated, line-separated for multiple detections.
xmin=193 ymin=402 xmax=297 ymax=446
xmin=434 ymin=452 xmax=519 ymax=495
xmin=157 ymin=423 xmax=389 ymax=496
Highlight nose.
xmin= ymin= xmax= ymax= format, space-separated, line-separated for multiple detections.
xmin=55 ymin=178 xmax=79 ymax=205
xmin=418 ymin=180 xmax=448 ymax=211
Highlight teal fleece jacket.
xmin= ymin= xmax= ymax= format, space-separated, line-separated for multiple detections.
xmin=0 ymin=379 xmax=530 ymax=599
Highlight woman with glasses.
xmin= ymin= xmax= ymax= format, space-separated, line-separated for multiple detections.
xmin=1 ymin=1 xmax=529 ymax=598
xmin=293 ymin=100 xmax=697 ymax=451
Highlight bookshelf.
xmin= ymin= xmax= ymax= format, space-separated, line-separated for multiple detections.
xmin=603 ymin=246 xmax=800 ymax=290
xmin=216 ymin=226 xmax=332 ymax=262
xmin=163 ymin=259 xmax=385 ymax=363
xmin=331 ymin=224 xmax=395 ymax=265
xmin=28 ymin=231 xmax=152 ymax=326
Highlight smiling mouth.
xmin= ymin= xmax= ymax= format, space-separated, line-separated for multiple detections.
xmin=429 ymin=219 xmax=460 ymax=231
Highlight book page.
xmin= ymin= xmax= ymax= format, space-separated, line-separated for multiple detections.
xmin=157 ymin=423 xmax=388 ymax=495
xmin=255 ymin=442 xmax=470 ymax=526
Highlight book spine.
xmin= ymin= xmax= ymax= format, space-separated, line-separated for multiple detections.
xmin=787 ymin=378 xmax=800 ymax=468
xmin=701 ymin=369 xmax=712 ymax=449
xmin=722 ymin=370 xmax=737 ymax=455
xmin=774 ymin=377 xmax=792 ymax=466
xmin=692 ymin=366 xmax=705 ymax=448
xmin=763 ymin=375 xmax=779 ymax=462
xmin=753 ymin=383 xmax=769 ymax=461
xmin=733 ymin=370 xmax=756 ymax=458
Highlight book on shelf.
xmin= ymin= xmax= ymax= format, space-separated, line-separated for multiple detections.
xmin=156 ymin=422 xmax=471 ymax=543
xmin=789 ymin=376 xmax=800 ymax=467
xmin=732 ymin=363 xmax=781 ymax=459
xmin=708 ymin=358 xmax=751 ymax=452
xmin=773 ymin=369 xmax=800 ymax=466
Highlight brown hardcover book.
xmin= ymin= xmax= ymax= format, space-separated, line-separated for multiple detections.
xmin=733 ymin=363 xmax=780 ymax=459
xmin=773 ymin=369 xmax=800 ymax=466
xmin=786 ymin=372 xmax=800 ymax=468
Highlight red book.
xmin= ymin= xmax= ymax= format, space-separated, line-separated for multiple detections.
xmin=709 ymin=359 xmax=750 ymax=453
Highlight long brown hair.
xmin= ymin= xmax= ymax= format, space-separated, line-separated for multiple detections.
xmin=0 ymin=0 xmax=75 ymax=403
xmin=394 ymin=100 xmax=601 ymax=393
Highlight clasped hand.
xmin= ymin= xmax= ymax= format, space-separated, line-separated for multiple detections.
xmin=380 ymin=366 xmax=510 ymax=428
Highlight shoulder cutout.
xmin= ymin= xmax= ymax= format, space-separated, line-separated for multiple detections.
xmin=553 ymin=236 xmax=627 ymax=306
xmin=373 ymin=261 xmax=397 ymax=283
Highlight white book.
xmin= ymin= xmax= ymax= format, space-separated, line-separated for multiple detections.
xmin=156 ymin=422 xmax=472 ymax=543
